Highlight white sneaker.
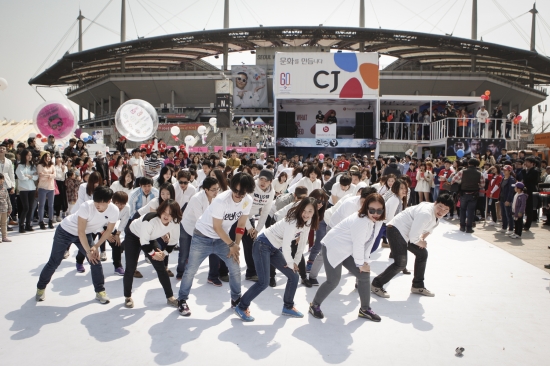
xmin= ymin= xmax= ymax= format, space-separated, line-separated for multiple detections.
xmin=496 ymin=228 xmax=507 ymax=233
xmin=487 ymin=221 xmax=496 ymax=226
xmin=95 ymin=291 xmax=110 ymax=304
xmin=100 ymin=252 xmax=107 ymax=261
xmin=56 ymin=215 xmax=62 ymax=222
xmin=452 ymin=215 xmax=459 ymax=220
xmin=509 ymin=234 xmax=520 ymax=239
xmin=505 ymin=230 xmax=514 ymax=236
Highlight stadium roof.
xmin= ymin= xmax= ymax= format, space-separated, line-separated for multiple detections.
xmin=29 ymin=26 xmax=550 ymax=87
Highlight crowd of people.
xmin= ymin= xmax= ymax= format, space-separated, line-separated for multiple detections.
xmin=1 ymin=133 xmax=548 ymax=322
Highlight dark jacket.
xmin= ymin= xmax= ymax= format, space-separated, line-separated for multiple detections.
xmin=513 ymin=193 xmax=528 ymax=218
xmin=461 ymin=167 xmax=482 ymax=193
xmin=382 ymin=163 xmax=402 ymax=178
xmin=499 ymin=176 xmax=516 ymax=203
xmin=522 ymin=167 xmax=540 ymax=194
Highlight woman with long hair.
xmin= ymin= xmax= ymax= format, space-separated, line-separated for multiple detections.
xmin=273 ymin=172 xmax=289 ymax=197
xmin=305 ymin=188 xmax=329 ymax=282
xmin=288 ymin=165 xmax=304 ymax=187
xmin=377 ymin=174 xmax=396 ymax=195
xmin=15 ymin=149 xmax=38 ymax=232
xmin=112 ymin=155 xmax=125 ymax=180
xmin=209 ymin=169 xmax=228 ymax=191
xmin=154 ymin=166 xmax=176 ymax=189
xmin=75 ymin=139 xmax=88 ymax=156
xmin=111 ymin=169 xmax=135 ymax=195
xmin=416 ymin=163 xmax=432 ymax=202
xmin=234 ymin=197 xmax=319 ymax=321
xmin=53 ymin=156 xmax=68 ymax=222
xmin=123 ymin=199 xmax=183 ymax=308
xmin=288 ymin=165 xmax=322 ymax=195
xmin=73 ymin=172 xmax=104 ymax=214
xmin=37 ymin=152 xmax=56 ymax=230
xmin=192 ymin=155 xmax=202 ymax=169
xmin=309 ymin=193 xmax=385 ymax=322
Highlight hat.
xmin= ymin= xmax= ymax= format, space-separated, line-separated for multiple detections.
xmin=150 ymin=153 xmax=158 ymax=161
xmin=502 ymin=165 xmax=513 ymax=172
xmin=512 ymin=182 xmax=525 ymax=189
xmin=258 ymin=169 xmax=274 ymax=181
xmin=350 ymin=165 xmax=360 ymax=172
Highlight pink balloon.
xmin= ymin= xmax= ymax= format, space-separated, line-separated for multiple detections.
xmin=34 ymin=102 xmax=75 ymax=139
xmin=319 ymin=153 xmax=325 ymax=160
xmin=517 ymin=115 xmax=522 ymax=121
xmin=75 ymin=128 xmax=82 ymax=138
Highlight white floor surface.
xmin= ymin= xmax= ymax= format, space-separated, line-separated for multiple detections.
xmin=2 ymin=221 xmax=550 ymax=365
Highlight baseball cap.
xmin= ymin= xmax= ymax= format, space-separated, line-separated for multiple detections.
xmin=502 ymin=165 xmax=513 ymax=172
xmin=258 ymin=169 xmax=273 ymax=181
xmin=512 ymin=182 xmax=525 ymax=189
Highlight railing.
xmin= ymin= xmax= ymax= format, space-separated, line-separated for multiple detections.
xmin=380 ymin=118 xmax=521 ymax=142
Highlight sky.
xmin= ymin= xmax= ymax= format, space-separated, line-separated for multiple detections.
xmin=1 ymin=0 xmax=550 ymax=132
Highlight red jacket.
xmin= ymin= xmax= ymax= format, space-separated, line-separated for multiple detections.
xmin=438 ymin=168 xmax=453 ymax=190
xmin=486 ymin=173 xmax=503 ymax=199
xmin=337 ymin=160 xmax=350 ymax=171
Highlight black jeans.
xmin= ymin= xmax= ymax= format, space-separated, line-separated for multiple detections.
xmin=106 ymin=239 xmax=123 ymax=268
xmin=122 ymin=228 xmax=173 ymax=299
xmin=460 ymin=193 xmax=477 ymax=229
xmin=9 ymin=192 xmax=17 ymax=220
xmin=18 ymin=190 xmax=36 ymax=228
xmin=524 ymin=194 xmax=534 ymax=230
xmin=242 ymin=222 xmax=257 ymax=277
xmin=372 ymin=226 xmax=428 ymax=289
xmin=514 ymin=217 xmax=524 ymax=236
xmin=54 ymin=180 xmax=68 ymax=216
xmin=487 ymin=197 xmax=498 ymax=222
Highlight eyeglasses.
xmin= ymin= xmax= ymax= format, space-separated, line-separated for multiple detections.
xmin=236 ymin=77 xmax=248 ymax=82
xmin=368 ymin=208 xmax=384 ymax=215
xmin=178 ymin=181 xmax=189 ymax=185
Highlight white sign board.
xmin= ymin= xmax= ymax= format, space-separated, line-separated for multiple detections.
xmin=316 ymin=123 xmax=336 ymax=139
xmin=274 ymin=52 xmax=379 ymax=99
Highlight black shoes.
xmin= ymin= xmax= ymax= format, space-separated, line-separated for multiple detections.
xmin=309 ymin=302 xmax=324 ymax=319
xmin=402 ymin=269 xmax=411 ymax=275
xmin=466 ymin=228 xmax=475 ymax=233
xmin=39 ymin=222 xmax=46 ymax=230
xmin=19 ymin=226 xmax=25 ymax=234
xmin=269 ymin=277 xmax=276 ymax=287
xmin=301 ymin=278 xmax=312 ymax=288
xmin=25 ymin=225 xmax=34 ymax=232
xmin=48 ymin=220 xmax=54 ymax=229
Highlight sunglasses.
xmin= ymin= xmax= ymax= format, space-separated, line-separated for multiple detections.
xmin=236 ymin=77 xmax=248 ymax=82
xmin=178 ymin=181 xmax=189 ymax=185
xmin=316 ymin=200 xmax=326 ymax=205
xmin=368 ymin=208 xmax=384 ymax=215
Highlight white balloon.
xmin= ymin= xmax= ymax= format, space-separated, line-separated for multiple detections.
xmin=29 ymin=132 xmax=37 ymax=138
xmin=115 ymin=99 xmax=158 ymax=142
xmin=209 ymin=118 xmax=217 ymax=127
xmin=197 ymin=125 xmax=207 ymax=135
xmin=184 ymin=135 xmax=194 ymax=144
xmin=80 ymin=132 xmax=90 ymax=139
xmin=0 ymin=78 xmax=7 ymax=91
xmin=170 ymin=126 xmax=181 ymax=135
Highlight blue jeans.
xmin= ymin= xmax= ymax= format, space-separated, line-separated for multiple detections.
xmin=38 ymin=188 xmax=54 ymax=223
xmin=177 ymin=231 xmax=241 ymax=302
xmin=308 ymin=220 xmax=326 ymax=262
xmin=37 ymin=225 xmax=105 ymax=292
xmin=239 ymin=236 xmax=299 ymax=310
xmin=433 ymin=185 xmax=440 ymax=202
xmin=176 ymin=226 xmax=193 ymax=278
xmin=500 ymin=201 xmax=514 ymax=231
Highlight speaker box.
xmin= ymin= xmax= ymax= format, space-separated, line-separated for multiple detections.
xmin=364 ymin=112 xmax=374 ymax=139
xmin=277 ymin=112 xmax=297 ymax=138
xmin=355 ymin=112 xmax=375 ymax=138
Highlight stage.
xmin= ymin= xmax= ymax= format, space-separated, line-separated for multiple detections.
xmin=2 ymin=221 xmax=549 ymax=365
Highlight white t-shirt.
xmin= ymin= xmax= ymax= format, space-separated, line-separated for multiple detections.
xmin=71 ymin=183 xmax=92 ymax=214
xmin=195 ymin=189 xmax=252 ymax=239
xmin=181 ymin=190 xmax=211 ymax=235
xmin=138 ymin=197 xmax=160 ymax=216
xmin=61 ymin=200 xmax=119 ymax=236
xmin=129 ymin=156 xmax=144 ymax=178
xmin=329 ymin=183 xmax=356 ymax=204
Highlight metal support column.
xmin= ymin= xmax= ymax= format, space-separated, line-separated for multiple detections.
xmin=471 ymin=0 xmax=477 ymax=72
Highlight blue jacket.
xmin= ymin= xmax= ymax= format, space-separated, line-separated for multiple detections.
xmin=499 ymin=176 xmax=516 ymax=203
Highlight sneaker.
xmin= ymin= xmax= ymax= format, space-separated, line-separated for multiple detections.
xmin=510 ymin=234 xmax=520 ymax=239
xmin=56 ymin=215 xmax=62 ymax=223
xmin=63 ymin=250 xmax=70 ymax=259
xmin=309 ymin=277 xmax=319 ymax=286
xmin=208 ymin=278 xmax=223 ymax=287
xmin=358 ymin=308 xmax=381 ymax=322
xmin=452 ymin=215 xmax=459 ymax=220
xmin=269 ymin=277 xmax=276 ymax=287
xmin=76 ymin=263 xmax=85 ymax=273
xmin=166 ymin=268 xmax=174 ymax=277
xmin=245 ymin=275 xmax=259 ymax=282
xmin=178 ymin=300 xmax=191 ymax=316
xmin=308 ymin=302 xmax=324 ymax=319
xmin=114 ymin=267 xmax=125 ymax=276
xmin=402 ymin=268 xmax=411 ymax=275
xmin=95 ymin=291 xmax=110 ymax=304
xmin=411 ymin=287 xmax=435 ymax=297
xmin=166 ymin=297 xmax=178 ymax=307
xmin=234 ymin=306 xmax=255 ymax=322
xmin=487 ymin=221 xmax=496 ymax=226
xmin=301 ymin=278 xmax=312 ymax=288
xmin=282 ymin=306 xmax=304 ymax=318
xmin=125 ymin=297 xmax=134 ymax=308
xmin=133 ymin=270 xmax=143 ymax=278
xmin=145 ymin=257 xmax=151 ymax=264
xmin=306 ymin=261 xmax=313 ymax=273
xmin=100 ymin=252 xmax=107 ymax=261
xmin=220 ymin=275 xmax=229 ymax=282
xmin=231 ymin=296 xmax=241 ymax=308
xmin=496 ymin=228 xmax=506 ymax=233
xmin=36 ymin=288 xmax=45 ymax=302
xmin=381 ymin=242 xmax=390 ymax=248
xmin=371 ymin=285 xmax=390 ymax=298
xmin=2 ymin=237 xmax=12 ymax=242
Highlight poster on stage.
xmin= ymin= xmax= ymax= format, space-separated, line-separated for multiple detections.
xmin=231 ymin=65 xmax=268 ymax=108
xmin=274 ymin=52 xmax=379 ymax=98
xmin=316 ymin=124 xmax=336 ymax=139
xmin=446 ymin=138 xmax=506 ymax=159
xmin=277 ymin=138 xmax=376 ymax=149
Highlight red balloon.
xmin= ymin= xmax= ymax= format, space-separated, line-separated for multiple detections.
xmin=485 ymin=90 xmax=491 ymax=96
xmin=36 ymin=133 xmax=42 ymax=138
xmin=41 ymin=137 xmax=47 ymax=143
xmin=517 ymin=115 xmax=522 ymax=121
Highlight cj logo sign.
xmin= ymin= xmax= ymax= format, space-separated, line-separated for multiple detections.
xmin=313 ymin=71 xmax=340 ymax=93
